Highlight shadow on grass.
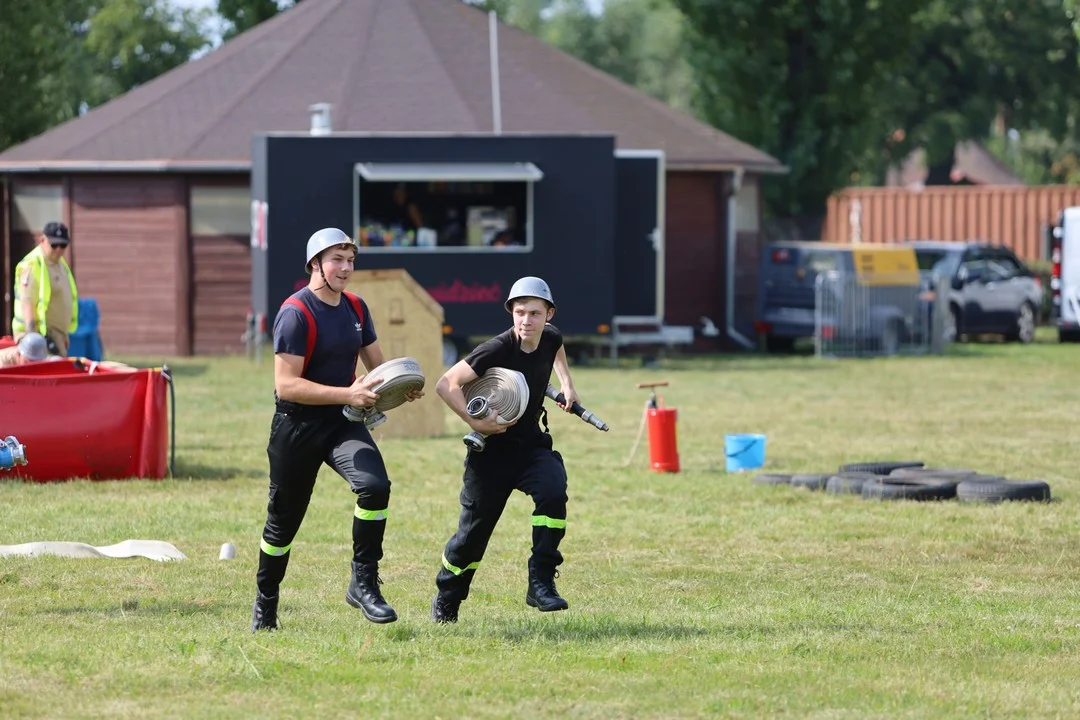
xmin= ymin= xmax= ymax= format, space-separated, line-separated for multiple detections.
xmin=171 ymin=459 xmax=263 ymax=481
xmin=494 ymin=616 xmax=708 ymax=643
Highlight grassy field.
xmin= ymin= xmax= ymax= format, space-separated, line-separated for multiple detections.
xmin=3 ymin=331 xmax=1080 ymax=719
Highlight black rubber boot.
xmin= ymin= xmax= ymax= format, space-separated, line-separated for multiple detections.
xmin=251 ymin=591 xmax=279 ymax=632
xmin=346 ymin=562 xmax=398 ymax=624
xmin=525 ymin=561 xmax=569 ymax=612
xmin=431 ymin=594 xmax=460 ymax=624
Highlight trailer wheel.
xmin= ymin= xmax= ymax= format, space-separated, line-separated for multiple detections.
xmin=764 ymin=335 xmax=795 ymax=353
xmin=880 ymin=319 xmax=901 ymax=356
xmin=1059 ymin=329 xmax=1080 ymax=343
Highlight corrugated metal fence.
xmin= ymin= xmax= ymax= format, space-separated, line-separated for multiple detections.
xmin=823 ymin=186 xmax=1080 ymax=260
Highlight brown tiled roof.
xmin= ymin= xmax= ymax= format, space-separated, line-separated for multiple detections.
xmin=0 ymin=0 xmax=783 ymax=172
xmin=885 ymin=141 xmax=1024 ymax=187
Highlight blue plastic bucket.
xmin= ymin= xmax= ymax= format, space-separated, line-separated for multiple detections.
xmin=725 ymin=433 xmax=766 ymax=472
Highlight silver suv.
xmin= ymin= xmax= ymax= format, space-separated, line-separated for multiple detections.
xmin=907 ymin=241 xmax=1044 ymax=344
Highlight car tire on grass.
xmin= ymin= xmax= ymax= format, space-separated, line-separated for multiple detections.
xmin=956 ymin=478 xmax=1051 ymax=503
xmin=826 ymin=472 xmax=881 ymax=495
xmin=791 ymin=474 xmax=831 ymax=491
xmin=861 ymin=476 xmax=958 ymax=501
xmin=840 ymin=461 xmax=925 ymax=475
xmin=752 ymin=473 xmax=793 ymax=486
xmin=1006 ymin=302 xmax=1037 ymax=344
xmin=890 ymin=467 xmax=977 ymax=480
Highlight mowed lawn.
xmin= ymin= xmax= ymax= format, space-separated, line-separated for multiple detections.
xmin=3 ymin=332 xmax=1080 ymax=719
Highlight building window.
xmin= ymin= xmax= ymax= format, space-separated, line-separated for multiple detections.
xmin=352 ymin=162 xmax=543 ymax=252
xmin=190 ymin=186 xmax=251 ymax=236
xmin=12 ymin=184 xmax=63 ymax=232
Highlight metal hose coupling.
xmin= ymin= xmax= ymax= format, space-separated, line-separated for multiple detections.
xmin=461 ymin=368 xmax=530 ymax=452
xmin=0 ymin=436 xmax=28 ymax=471
xmin=343 ymin=357 xmax=426 ymax=430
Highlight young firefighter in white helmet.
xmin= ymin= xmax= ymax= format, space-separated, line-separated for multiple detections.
xmin=431 ymin=276 xmax=581 ymax=623
xmin=251 ymin=228 xmax=423 ymax=632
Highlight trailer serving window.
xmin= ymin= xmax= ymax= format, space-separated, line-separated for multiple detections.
xmin=352 ymin=162 xmax=543 ymax=252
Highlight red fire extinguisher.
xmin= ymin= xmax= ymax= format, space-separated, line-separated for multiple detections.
xmin=639 ymin=381 xmax=680 ymax=473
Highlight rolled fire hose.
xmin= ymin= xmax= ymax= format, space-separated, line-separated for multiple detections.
xmin=461 ymin=368 xmax=530 ymax=452
xmin=343 ymin=357 xmax=426 ymax=429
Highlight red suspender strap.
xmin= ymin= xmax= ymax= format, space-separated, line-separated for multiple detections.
xmin=282 ymin=296 xmax=317 ymax=376
xmin=343 ymin=291 xmax=365 ymax=382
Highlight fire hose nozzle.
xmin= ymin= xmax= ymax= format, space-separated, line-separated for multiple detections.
xmin=0 ymin=436 xmax=28 ymax=471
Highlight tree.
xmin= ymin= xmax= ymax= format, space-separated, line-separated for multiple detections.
xmin=674 ymin=0 xmax=931 ymax=226
xmin=0 ymin=0 xmax=78 ymax=151
xmin=0 ymin=0 xmax=211 ymax=153
xmin=464 ymin=0 xmax=551 ymax=36
xmin=217 ymin=0 xmax=300 ymax=41
xmin=547 ymin=0 xmax=695 ymax=113
xmin=889 ymin=0 xmax=1080 ymax=184
xmin=79 ymin=0 xmax=211 ymax=109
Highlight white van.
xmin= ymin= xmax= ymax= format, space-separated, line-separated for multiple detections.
xmin=1051 ymin=207 xmax=1080 ymax=342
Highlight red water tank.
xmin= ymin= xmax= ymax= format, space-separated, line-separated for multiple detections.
xmin=646 ymin=406 xmax=680 ymax=473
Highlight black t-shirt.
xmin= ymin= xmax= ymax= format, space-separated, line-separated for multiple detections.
xmin=464 ymin=323 xmax=563 ymax=444
xmin=274 ymin=288 xmax=377 ymax=391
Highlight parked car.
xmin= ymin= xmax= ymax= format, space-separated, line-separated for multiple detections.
xmin=904 ymin=241 xmax=1043 ymax=344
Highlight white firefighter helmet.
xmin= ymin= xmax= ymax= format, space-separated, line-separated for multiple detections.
xmin=305 ymin=227 xmax=357 ymax=273
xmin=504 ymin=276 xmax=556 ymax=313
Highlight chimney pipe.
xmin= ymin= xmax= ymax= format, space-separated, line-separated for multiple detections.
xmin=309 ymin=103 xmax=332 ymax=136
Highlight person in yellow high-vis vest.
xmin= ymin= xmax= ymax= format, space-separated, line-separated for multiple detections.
xmin=12 ymin=221 xmax=78 ymax=356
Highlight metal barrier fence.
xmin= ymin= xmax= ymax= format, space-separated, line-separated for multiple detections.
xmin=814 ymin=271 xmax=950 ymax=358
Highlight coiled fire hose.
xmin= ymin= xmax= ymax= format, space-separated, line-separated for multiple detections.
xmin=461 ymin=368 xmax=530 ymax=452
xmin=0 ymin=436 xmax=28 ymax=471
xmin=342 ymin=357 xmax=426 ymax=430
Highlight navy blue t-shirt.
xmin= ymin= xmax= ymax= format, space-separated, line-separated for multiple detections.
xmin=464 ymin=323 xmax=562 ymax=443
xmin=274 ymin=288 xmax=377 ymax=389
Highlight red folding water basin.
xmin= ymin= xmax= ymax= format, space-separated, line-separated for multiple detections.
xmin=0 ymin=359 xmax=170 ymax=482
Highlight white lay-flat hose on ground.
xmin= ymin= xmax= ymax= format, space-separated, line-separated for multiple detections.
xmin=0 ymin=540 xmax=187 ymax=562
xmin=461 ymin=368 xmax=530 ymax=452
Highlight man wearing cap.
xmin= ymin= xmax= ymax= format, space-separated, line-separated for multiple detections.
xmin=12 ymin=222 xmax=78 ymax=356
xmin=0 ymin=332 xmax=50 ymax=368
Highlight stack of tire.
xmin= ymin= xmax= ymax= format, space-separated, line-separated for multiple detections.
xmin=753 ymin=461 xmax=1052 ymax=502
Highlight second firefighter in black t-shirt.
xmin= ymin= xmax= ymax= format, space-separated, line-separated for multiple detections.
xmin=431 ymin=276 xmax=581 ymax=623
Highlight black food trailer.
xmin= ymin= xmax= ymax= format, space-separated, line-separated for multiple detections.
xmin=250 ymin=132 xmax=689 ymax=363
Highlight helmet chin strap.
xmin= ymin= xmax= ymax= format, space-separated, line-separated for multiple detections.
xmin=313 ymin=260 xmax=339 ymax=294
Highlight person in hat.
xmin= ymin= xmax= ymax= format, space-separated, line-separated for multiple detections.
xmin=12 ymin=222 xmax=78 ymax=356
xmin=0 ymin=332 xmax=50 ymax=369
xmin=251 ymin=227 xmax=423 ymax=632
xmin=430 ymin=276 xmax=581 ymax=624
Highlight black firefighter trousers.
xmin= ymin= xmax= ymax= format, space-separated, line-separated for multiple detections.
xmin=257 ymin=405 xmax=392 ymax=597
xmin=436 ymin=435 xmax=568 ymax=602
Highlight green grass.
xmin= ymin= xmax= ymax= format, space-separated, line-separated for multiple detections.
xmin=3 ymin=330 xmax=1080 ymax=718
